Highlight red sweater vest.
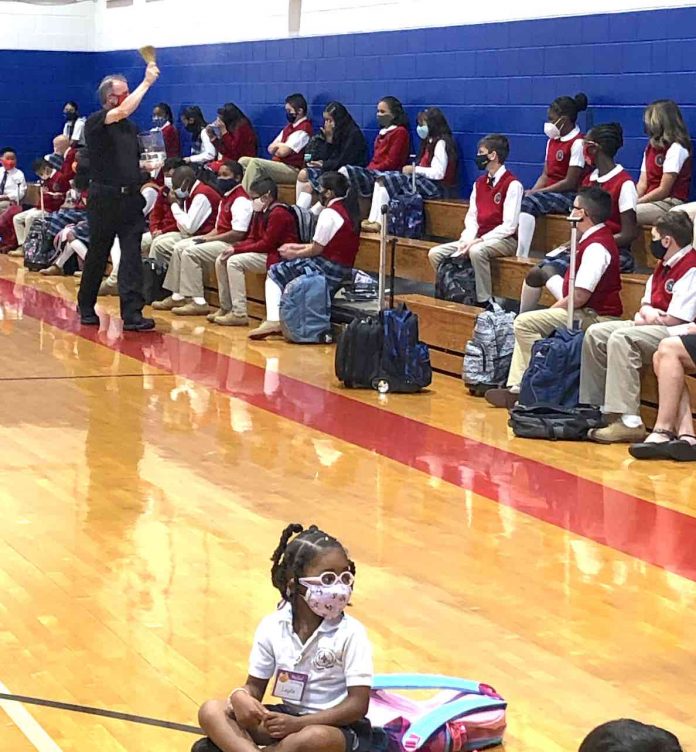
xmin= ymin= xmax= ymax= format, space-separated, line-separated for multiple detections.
xmin=369 ymin=126 xmax=410 ymax=171
xmin=150 ymin=189 xmax=178 ymax=234
xmin=273 ymin=120 xmax=314 ymax=169
xmin=562 ymin=224 xmax=623 ymax=316
xmin=322 ymin=200 xmax=359 ymax=267
xmin=419 ymin=139 xmax=458 ymax=186
xmin=545 ymin=132 xmax=584 ymax=184
xmin=644 ymin=143 xmax=691 ymax=201
xmin=44 ymin=172 xmax=71 ymax=212
xmin=650 ymin=248 xmax=696 ymax=311
xmin=219 ymin=121 xmax=257 ymax=161
xmin=60 ymin=146 xmax=77 ymax=181
xmin=161 ymin=122 xmax=180 ymax=158
xmin=234 ymin=203 xmax=299 ymax=267
xmin=185 ymin=183 xmax=222 ymax=235
xmin=475 ymin=170 xmax=518 ymax=236
xmin=587 ymin=169 xmax=635 ymax=235
xmin=216 ymin=184 xmax=249 ymax=234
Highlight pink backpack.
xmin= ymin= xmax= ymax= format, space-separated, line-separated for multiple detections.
xmin=368 ymin=675 xmax=506 ymax=752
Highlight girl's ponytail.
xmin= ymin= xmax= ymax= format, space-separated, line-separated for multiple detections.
xmin=270 ymin=523 xmax=304 ymax=593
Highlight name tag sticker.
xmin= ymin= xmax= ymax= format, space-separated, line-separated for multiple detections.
xmin=272 ymin=669 xmax=309 ymax=702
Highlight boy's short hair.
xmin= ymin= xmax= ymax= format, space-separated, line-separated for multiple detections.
xmin=478 ymin=134 xmax=510 ymax=163
xmin=249 ymin=176 xmax=278 ymax=200
xmin=1 ymin=147 xmax=16 ymax=158
xmin=577 ymin=186 xmax=612 ymax=225
xmin=579 ymin=720 xmax=682 ymax=752
xmin=285 ymin=93 xmax=308 ymax=115
xmin=32 ymin=157 xmax=51 ymax=174
xmin=654 ymin=210 xmax=693 ymax=249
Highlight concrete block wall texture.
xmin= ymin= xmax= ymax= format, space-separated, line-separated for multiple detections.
xmin=6 ymin=7 xmax=696 ymax=197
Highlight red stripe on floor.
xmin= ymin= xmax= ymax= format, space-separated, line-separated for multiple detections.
xmin=4 ymin=279 xmax=696 ymax=581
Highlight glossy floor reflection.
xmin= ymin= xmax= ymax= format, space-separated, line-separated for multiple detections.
xmin=1 ymin=258 xmax=695 ymax=752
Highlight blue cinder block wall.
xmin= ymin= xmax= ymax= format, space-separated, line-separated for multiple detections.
xmin=0 ymin=51 xmax=95 ymax=176
xmin=7 ymin=7 xmax=696 ymax=195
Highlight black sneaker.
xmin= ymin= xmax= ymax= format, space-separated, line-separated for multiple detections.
xmin=191 ymin=739 xmax=224 ymax=752
xmin=79 ymin=309 xmax=100 ymax=326
xmin=123 ymin=317 xmax=156 ymax=332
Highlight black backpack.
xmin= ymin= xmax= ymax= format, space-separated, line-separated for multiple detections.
xmin=23 ymin=219 xmax=55 ymax=271
xmin=335 ymin=315 xmax=384 ymax=388
xmin=435 ymin=255 xmax=477 ymax=305
xmin=508 ymin=403 xmax=604 ymax=441
xmin=142 ymin=258 xmax=169 ymax=305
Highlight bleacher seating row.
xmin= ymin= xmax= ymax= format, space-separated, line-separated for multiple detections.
xmin=202 ymin=185 xmax=694 ymax=422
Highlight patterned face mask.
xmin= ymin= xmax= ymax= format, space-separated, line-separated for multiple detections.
xmin=298 ymin=571 xmax=353 ymax=618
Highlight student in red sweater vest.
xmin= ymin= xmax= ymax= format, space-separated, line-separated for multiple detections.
xmin=207 ymin=102 xmax=258 ymax=165
xmin=249 ymin=171 xmax=360 ymax=340
xmin=151 ymin=102 xmax=181 ymax=158
xmin=517 ymin=93 xmax=588 ymax=257
xmin=581 ymin=210 xmax=696 ymax=444
xmin=429 ymin=133 xmax=522 ymax=304
xmin=486 ymin=187 xmax=624 ymax=409
xmin=149 ymin=165 xmax=221 ymax=264
xmin=636 ymin=100 xmax=691 ymax=227
xmin=240 ymin=93 xmax=313 ymax=192
xmin=215 ymin=176 xmax=300 ymax=326
xmin=337 ymin=96 xmax=410 ymax=198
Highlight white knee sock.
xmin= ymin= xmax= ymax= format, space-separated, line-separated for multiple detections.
xmin=546 ymin=274 xmax=564 ymax=301
xmin=296 ymin=191 xmax=312 ymax=210
xmin=519 ymin=282 xmax=542 ymax=314
xmin=265 ymin=276 xmax=283 ymax=322
xmin=369 ymin=185 xmax=390 ymax=224
xmin=516 ymin=213 xmax=536 ymax=258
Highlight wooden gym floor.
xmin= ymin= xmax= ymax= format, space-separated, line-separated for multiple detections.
xmin=0 ymin=255 xmax=695 ymax=752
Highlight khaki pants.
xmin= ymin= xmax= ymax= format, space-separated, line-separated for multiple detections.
xmin=580 ymin=320 xmax=669 ymax=415
xmin=13 ymin=208 xmax=44 ymax=245
xmin=149 ymin=231 xmax=185 ymax=264
xmin=163 ymin=238 xmax=230 ymax=299
xmin=507 ymin=308 xmax=617 ymax=388
xmin=215 ymin=252 xmax=267 ymax=316
xmin=636 ymin=198 xmax=682 ymax=227
xmin=239 ymin=157 xmax=299 ymax=193
xmin=670 ymin=202 xmax=696 ymax=246
xmin=428 ymin=236 xmax=517 ymax=303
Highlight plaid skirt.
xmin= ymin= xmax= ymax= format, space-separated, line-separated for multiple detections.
xmin=46 ymin=208 xmax=87 ymax=238
xmin=73 ymin=220 xmax=90 ymax=245
xmin=376 ymin=171 xmax=443 ymax=200
xmin=268 ymin=257 xmax=351 ymax=295
xmin=521 ymin=191 xmax=575 ymax=218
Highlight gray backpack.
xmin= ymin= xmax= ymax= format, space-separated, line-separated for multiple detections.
xmin=463 ymin=302 xmax=515 ymax=396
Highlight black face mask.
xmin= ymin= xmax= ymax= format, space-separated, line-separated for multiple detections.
xmin=651 ymin=238 xmax=668 ymax=260
xmin=185 ymin=122 xmax=199 ymax=134
xmin=376 ymin=114 xmax=393 ymax=129
xmin=286 ymin=111 xmax=297 ymax=123
xmin=64 ymin=111 xmax=76 ymax=121
xmin=475 ymin=154 xmax=490 ymax=170
xmin=217 ymin=177 xmax=238 ymax=194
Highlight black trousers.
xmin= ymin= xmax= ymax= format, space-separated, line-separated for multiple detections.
xmin=78 ymin=185 xmax=145 ymax=322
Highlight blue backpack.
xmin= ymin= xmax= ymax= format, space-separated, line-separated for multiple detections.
xmin=375 ymin=304 xmax=432 ymax=393
xmin=518 ymin=327 xmax=584 ymax=407
xmin=388 ymin=192 xmax=424 ymax=239
xmin=279 ymin=269 xmax=333 ymax=344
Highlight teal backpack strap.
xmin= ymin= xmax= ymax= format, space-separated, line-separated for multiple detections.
xmin=401 ymin=696 xmax=507 ymax=751
xmin=372 ymin=674 xmax=489 ymax=695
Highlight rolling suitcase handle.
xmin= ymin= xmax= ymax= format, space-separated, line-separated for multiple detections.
xmin=378 ymin=204 xmax=388 ymax=311
xmin=566 ymin=214 xmax=581 ymax=330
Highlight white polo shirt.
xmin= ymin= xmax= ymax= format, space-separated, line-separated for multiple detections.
xmin=248 ymin=602 xmax=373 ymax=713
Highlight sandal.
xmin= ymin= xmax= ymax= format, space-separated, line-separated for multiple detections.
xmin=668 ymin=434 xmax=696 ymax=462
xmin=628 ymin=429 xmax=677 ymax=460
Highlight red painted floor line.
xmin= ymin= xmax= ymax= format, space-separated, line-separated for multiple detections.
xmin=4 ymin=279 xmax=696 ymax=582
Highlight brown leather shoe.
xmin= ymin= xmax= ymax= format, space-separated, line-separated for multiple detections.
xmin=39 ymin=264 xmax=63 ymax=276
xmin=589 ymin=420 xmax=647 ymax=444
xmin=152 ymin=295 xmax=188 ymax=311
xmin=484 ymin=387 xmax=519 ymax=410
xmin=215 ymin=312 xmax=249 ymax=327
xmin=248 ymin=320 xmax=282 ymax=340
xmin=172 ymin=301 xmax=212 ymax=316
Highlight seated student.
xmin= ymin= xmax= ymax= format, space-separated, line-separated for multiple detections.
xmin=207 ymin=103 xmax=257 ymax=164
xmin=39 ymin=219 xmax=90 ymax=276
xmin=213 ymin=176 xmax=299 ymax=326
xmin=141 ymin=157 xmax=186 ymax=257
xmin=516 ymin=93 xmax=588 ymax=257
xmin=580 ymin=211 xmax=696 ymax=443
xmin=338 ymin=96 xmax=410 ymax=198
xmin=62 ymin=101 xmax=86 ymax=147
xmin=485 ymin=187 xmax=623 ymax=408
xmin=43 ymin=162 xmax=91 ymax=241
xmin=152 ymin=161 xmax=252 ymax=316
xmin=182 ymin=106 xmax=217 ymax=166
xmin=629 ymin=326 xmax=696 ymax=460
xmin=636 ymin=99 xmax=691 ymax=227
xmin=362 ymin=107 xmax=458 ymax=232
xmin=44 ymin=134 xmax=70 ymax=171
xmin=519 ymin=122 xmax=638 ymax=314
xmin=250 ymin=171 xmax=359 ymax=339
xmin=0 ymin=148 xmax=27 ymax=252
xmin=428 ymin=134 xmax=522 ymax=305
xmin=579 ymin=720 xmax=682 ymax=752
xmin=151 ymin=102 xmax=181 ymax=158
xmin=295 ymin=102 xmax=368 ymax=208
xmin=149 ymin=165 xmax=221 ymax=263
xmin=9 ymin=157 xmax=70 ymax=256
xmin=240 ymin=94 xmax=313 ymax=192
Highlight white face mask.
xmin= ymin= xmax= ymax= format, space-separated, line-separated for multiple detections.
xmin=164 ymin=176 xmax=173 ymax=189
xmin=544 ymin=119 xmax=563 ymax=141
xmin=252 ymin=197 xmax=266 ymax=213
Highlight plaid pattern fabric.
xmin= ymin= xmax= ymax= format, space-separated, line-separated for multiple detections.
xmin=73 ymin=219 xmax=90 ymax=245
xmin=377 ymin=171 xmax=443 ymax=199
xmin=268 ymin=256 xmax=351 ymax=295
xmin=305 ymin=167 xmax=324 ymax=192
xmin=46 ymin=208 xmax=87 ymax=238
xmin=342 ymin=166 xmax=379 ymax=197
xmin=521 ymin=191 xmax=575 ymax=218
